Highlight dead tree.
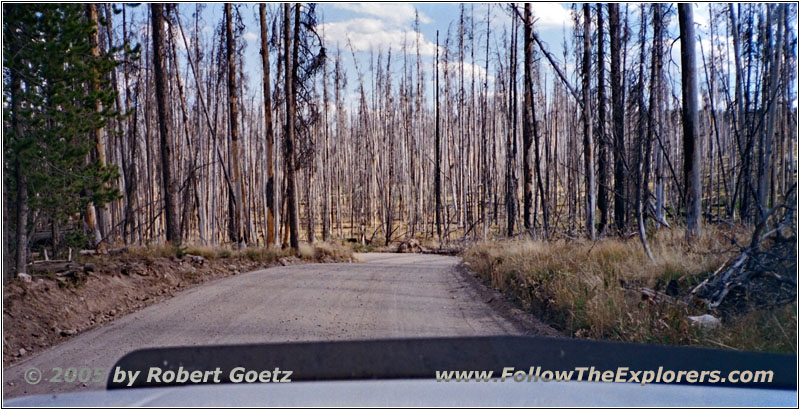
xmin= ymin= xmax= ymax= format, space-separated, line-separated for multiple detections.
xmin=226 ymin=3 xmax=245 ymax=248
xmin=582 ymin=4 xmax=596 ymax=240
xmin=435 ymin=31 xmax=443 ymax=242
xmin=86 ymin=4 xmax=109 ymax=247
xmin=321 ymin=23 xmax=331 ymax=242
xmin=678 ymin=3 xmax=702 ymax=240
xmin=596 ymin=4 xmax=609 ymax=235
xmin=151 ymin=3 xmax=180 ymax=245
xmin=757 ymin=4 xmax=786 ymax=217
xmin=506 ymin=15 xmax=519 ymax=237
xmin=609 ymin=3 xmax=626 ymax=233
xmin=481 ymin=5 xmax=491 ymax=240
xmin=522 ymin=3 xmax=535 ymax=234
xmin=284 ymin=3 xmax=300 ymax=250
xmin=259 ymin=4 xmax=276 ymax=247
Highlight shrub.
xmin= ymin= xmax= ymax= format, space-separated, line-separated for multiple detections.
xmin=463 ymin=226 xmax=795 ymax=353
xmin=242 ymin=247 xmax=280 ymax=262
xmin=185 ymin=246 xmax=218 ymax=260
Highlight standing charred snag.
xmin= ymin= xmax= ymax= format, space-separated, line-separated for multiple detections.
xmin=678 ymin=4 xmax=703 ymax=241
xmin=609 ymin=3 xmax=626 ymax=234
xmin=522 ymin=3 xmax=535 ymax=235
xmin=757 ymin=4 xmax=786 ymax=218
xmin=481 ymin=5 xmax=491 ymax=240
xmin=633 ymin=6 xmax=649 ymax=260
xmin=259 ymin=4 xmax=276 ymax=247
xmin=226 ymin=3 xmax=245 ymax=249
xmin=167 ymin=4 xmax=201 ymax=244
xmin=506 ymin=15 xmax=519 ymax=238
xmin=384 ymin=50 xmax=395 ymax=247
xmin=635 ymin=4 xmax=661 ymax=262
xmin=434 ymin=31 xmax=443 ymax=243
xmin=527 ymin=5 xmax=550 ymax=238
xmin=85 ymin=4 xmax=109 ymax=248
xmin=648 ymin=3 xmax=666 ymax=231
xmin=151 ymin=3 xmax=180 ymax=245
xmin=121 ymin=4 xmax=139 ymax=246
xmin=728 ymin=4 xmax=748 ymax=222
xmin=582 ymin=4 xmax=596 ymax=240
xmin=284 ymin=3 xmax=301 ymax=250
xmin=321 ymin=26 xmax=331 ymax=243
xmin=596 ymin=4 xmax=609 ymax=235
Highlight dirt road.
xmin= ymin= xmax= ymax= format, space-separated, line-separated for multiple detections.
xmin=4 ymin=253 xmax=553 ymax=398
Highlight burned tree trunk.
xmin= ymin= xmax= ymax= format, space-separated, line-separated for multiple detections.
xmin=596 ymin=4 xmax=609 ymax=235
xmin=151 ymin=3 xmax=180 ymax=245
xmin=506 ymin=16 xmax=518 ymax=238
xmin=679 ymin=4 xmax=702 ymax=240
xmin=86 ymin=4 xmax=108 ymax=248
xmin=757 ymin=4 xmax=785 ymax=217
xmin=609 ymin=3 xmax=626 ymax=234
xmin=226 ymin=3 xmax=245 ymax=248
xmin=582 ymin=4 xmax=596 ymax=240
xmin=522 ymin=3 xmax=535 ymax=234
xmin=284 ymin=3 xmax=300 ymax=250
xmin=259 ymin=4 xmax=276 ymax=247
xmin=434 ymin=31 xmax=443 ymax=242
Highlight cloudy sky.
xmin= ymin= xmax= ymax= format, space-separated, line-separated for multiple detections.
xmin=229 ymin=2 xmax=582 ymax=100
xmin=123 ymin=3 xmax=779 ymax=109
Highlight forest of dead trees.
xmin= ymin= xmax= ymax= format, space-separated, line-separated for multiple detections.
xmin=4 ymin=3 xmax=797 ymax=280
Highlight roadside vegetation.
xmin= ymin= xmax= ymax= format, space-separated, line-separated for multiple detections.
xmin=342 ymin=236 xmax=445 ymax=254
xmin=3 ymin=242 xmax=353 ymax=365
xmin=151 ymin=241 xmax=355 ymax=263
xmin=463 ymin=226 xmax=796 ymax=354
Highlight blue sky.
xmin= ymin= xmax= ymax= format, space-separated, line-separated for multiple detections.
xmin=119 ymin=3 xmax=794 ymax=109
xmin=225 ymin=2 xmax=577 ymax=103
xmin=232 ymin=2 xmax=604 ymax=100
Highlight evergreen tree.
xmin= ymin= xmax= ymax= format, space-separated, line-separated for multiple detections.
xmin=3 ymin=4 xmax=124 ymax=278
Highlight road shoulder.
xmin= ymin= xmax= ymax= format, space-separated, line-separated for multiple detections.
xmin=455 ymin=261 xmax=563 ymax=338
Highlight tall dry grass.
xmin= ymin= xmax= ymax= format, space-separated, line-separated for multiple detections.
xmin=127 ymin=241 xmax=354 ymax=263
xmin=463 ymin=225 xmax=796 ymax=353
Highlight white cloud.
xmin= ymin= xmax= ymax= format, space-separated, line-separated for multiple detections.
xmin=331 ymin=3 xmax=431 ymax=26
xmin=320 ymin=18 xmax=438 ymax=56
xmin=530 ymin=3 xmax=572 ymax=30
xmin=439 ymin=60 xmax=491 ymax=84
xmin=693 ymin=4 xmax=710 ymax=29
xmin=471 ymin=3 xmax=571 ymax=34
xmin=243 ymin=31 xmax=258 ymax=42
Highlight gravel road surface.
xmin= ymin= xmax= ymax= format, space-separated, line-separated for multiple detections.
xmin=4 ymin=253 xmax=553 ymax=398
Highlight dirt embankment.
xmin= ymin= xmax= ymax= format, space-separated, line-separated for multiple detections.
xmin=3 ymin=245 xmax=353 ymax=366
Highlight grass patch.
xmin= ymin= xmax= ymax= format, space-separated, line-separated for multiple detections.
xmin=128 ymin=244 xmax=183 ymax=259
xmin=184 ymin=246 xmax=219 ymax=260
xmin=131 ymin=242 xmax=353 ymax=264
xmin=346 ymin=241 xmax=374 ymax=253
xmin=242 ymin=247 xmax=282 ymax=262
xmin=298 ymin=242 xmax=354 ymax=262
xmin=463 ymin=225 xmax=796 ymax=354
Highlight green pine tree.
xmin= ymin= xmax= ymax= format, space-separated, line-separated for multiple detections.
xmin=4 ymin=4 xmax=125 ymax=278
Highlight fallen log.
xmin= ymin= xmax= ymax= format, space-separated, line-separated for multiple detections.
xmin=691 ymin=185 xmax=796 ymax=310
xmin=30 ymin=259 xmax=71 ymax=265
xmin=28 ymin=261 xmax=78 ymax=274
xmin=637 ymin=287 xmax=688 ymax=307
